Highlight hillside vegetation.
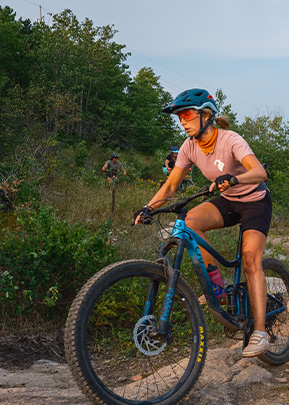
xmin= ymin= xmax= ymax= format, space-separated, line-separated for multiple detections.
xmin=0 ymin=6 xmax=289 ymax=331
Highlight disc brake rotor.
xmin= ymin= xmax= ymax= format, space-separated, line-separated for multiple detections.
xmin=133 ymin=315 xmax=167 ymax=356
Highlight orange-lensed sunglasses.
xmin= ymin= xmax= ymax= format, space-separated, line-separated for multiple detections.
xmin=177 ymin=109 xmax=199 ymax=121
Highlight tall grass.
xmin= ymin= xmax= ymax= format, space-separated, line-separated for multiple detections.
xmin=42 ymin=174 xmax=289 ymax=267
xmin=42 ymin=176 xmax=163 ymax=261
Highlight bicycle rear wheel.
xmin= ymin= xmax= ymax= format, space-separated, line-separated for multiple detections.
xmin=65 ymin=260 xmax=207 ymax=405
xmin=258 ymin=257 xmax=289 ymax=365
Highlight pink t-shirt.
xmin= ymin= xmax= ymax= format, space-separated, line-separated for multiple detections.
xmin=176 ymin=129 xmax=266 ymax=202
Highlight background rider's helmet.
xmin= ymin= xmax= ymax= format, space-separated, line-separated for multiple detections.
xmin=170 ymin=146 xmax=179 ymax=153
xmin=162 ymin=89 xmax=218 ymax=114
xmin=112 ymin=152 xmax=119 ymax=158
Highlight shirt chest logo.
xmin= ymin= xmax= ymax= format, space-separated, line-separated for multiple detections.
xmin=214 ymin=159 xmax=225 ymax=172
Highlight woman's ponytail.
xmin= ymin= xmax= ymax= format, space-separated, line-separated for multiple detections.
xmin=202 ymin=108 xmax=231 ymax=129
xmin=215 ymin=115 xmax=230 ymax=129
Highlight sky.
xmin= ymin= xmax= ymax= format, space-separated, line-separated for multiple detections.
xmin=2 ymin=0 xmax=289 ymax=123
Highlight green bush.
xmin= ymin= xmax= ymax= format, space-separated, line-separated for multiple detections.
xmin=0 ymin=205 xmax=115 ymax=319
xmin=269 ymin=170 xmax=289 ymax=220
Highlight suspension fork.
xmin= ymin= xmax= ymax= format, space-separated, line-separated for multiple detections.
xmin=143 ymin=279 xmax=159 ymax=317
xmin=142 ymin=239 xmax=183 ymax=318
xmin=157 ymin=239 xmax=186 ymax=336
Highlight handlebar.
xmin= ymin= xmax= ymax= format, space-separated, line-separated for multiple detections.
xmin=148 ymin=185 xmax=215 ymax=217
xmin=132 ymin=185 xmax=217 ymax=226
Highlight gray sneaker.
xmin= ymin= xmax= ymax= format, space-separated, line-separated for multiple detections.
xmin=242 ymin=331 xmax=270 ymax=357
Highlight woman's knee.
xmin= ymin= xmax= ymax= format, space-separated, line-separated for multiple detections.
xmin=185 ymin=215 xmax=200 ymax=230
xmin=242 ymin=230 xmax=266 ymax=274
xmin=242 ymin=249 xmax=262 ymax=274
xmin=185 ymin=203 xmax=223 ymax=232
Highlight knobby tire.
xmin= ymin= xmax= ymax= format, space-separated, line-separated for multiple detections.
xmin=258 ymin=257 xmax=289 ymax=365
xmin=64 ymin=260 xmax=207 ymax=405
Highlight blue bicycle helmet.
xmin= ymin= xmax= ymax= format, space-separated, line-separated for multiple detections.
xmin=112 ymin=152 xmax=119 ymax=158
xmin=163 ymin=89 xmax=218 ymax=139
xmin=162 ymin=89 xmax=218 ymax=114
xmin=170 ymin=146 xmax=179 ymax=153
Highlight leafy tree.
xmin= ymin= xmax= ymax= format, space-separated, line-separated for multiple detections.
xmin=0 ymin=7 xmax=182 ymax=160
xmin=0 ymin=6 xmax=34 ymax=91
xmin=214 ymin=89 xmax=239 ymax=132
xmin=32 ymin=10 xmax=132 ymax=144
xmin=127 ymin=67 xmax=180 ymax=154
xmin=0 ymin=7 xmax=41 ymax=157
xmin=239 ymin=115 xmax=289 ymax=170
xmin=239 ymin=114 xmax=289 ymax=214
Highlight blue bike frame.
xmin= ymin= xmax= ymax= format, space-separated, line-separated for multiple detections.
xmin=156 ymin=217 xmax=285 ymax=336
xmin=168 ymin=218 xmax=243 ymax=331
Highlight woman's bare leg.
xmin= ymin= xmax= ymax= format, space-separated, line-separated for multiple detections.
xmin=242 ymin=229 xmax=267 ymax=332
xmin=185 ymin=201 xmax=224 ymax=270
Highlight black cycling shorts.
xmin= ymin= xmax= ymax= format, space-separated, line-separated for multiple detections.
xmin=208 ymin=191 xmax=272 ymax=237
xmin=107 ymin=172 xmax=117 ymax=178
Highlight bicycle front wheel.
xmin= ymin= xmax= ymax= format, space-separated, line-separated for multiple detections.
xmin=259 ymin=257 xmax=289 ymax=365
xmin=65 ymin=260 xmax=207 ymax=405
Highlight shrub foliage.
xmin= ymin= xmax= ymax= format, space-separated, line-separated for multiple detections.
xmin=0 ymin=206 xmax=114 ymax=318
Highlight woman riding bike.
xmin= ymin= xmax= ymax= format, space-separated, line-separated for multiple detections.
xmin=101 ymin=152 xmax=127 ymax=183
xmin=162 ymin=146 xmax=179 ymax=175
xmin=135 ymin=88 xmax=271 ymax=358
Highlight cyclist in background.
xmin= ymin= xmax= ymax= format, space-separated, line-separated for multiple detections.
xmin=162 ymin=146 xmax=179 ymax=175
xmin=134 ymin=88 xmax=271 ymax=358
xmin=102 ymin=153 xmax=127 ymax=183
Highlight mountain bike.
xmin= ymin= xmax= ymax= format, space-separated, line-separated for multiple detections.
xmin=104 ymin=170 xmax=120 ymax=184
xmin=64 ymin=186 xmax=289 ymax=405
xmin=158 ymin=168 xmax=194 ymax=193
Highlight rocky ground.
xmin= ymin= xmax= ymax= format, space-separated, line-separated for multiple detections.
xmin=0 ymin=332 xmax=288 ymax=405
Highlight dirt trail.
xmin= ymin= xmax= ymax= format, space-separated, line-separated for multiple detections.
xmin=0 ymin=338 xmax=289 ymax=405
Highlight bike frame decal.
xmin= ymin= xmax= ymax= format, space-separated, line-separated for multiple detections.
xmin=160 ymin=287 xmax=175 ymax=322
xmin=144 ymin=300 xmax=151 ymax=316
